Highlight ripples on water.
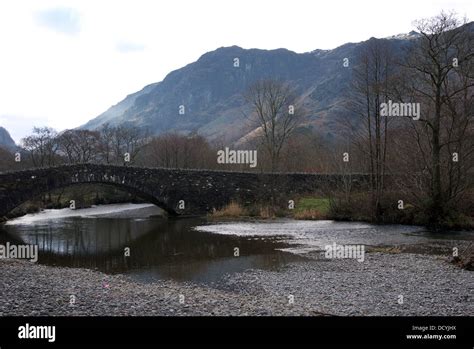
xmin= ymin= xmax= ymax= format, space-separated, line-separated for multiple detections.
xmin=1 ymin=204 xmax=472 ymax=284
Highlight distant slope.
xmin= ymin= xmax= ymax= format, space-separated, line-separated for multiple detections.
xmin=0 ymin=127 xmax=17 ymax=151
xmin=81 ymin=82 xmax=159 ymax=130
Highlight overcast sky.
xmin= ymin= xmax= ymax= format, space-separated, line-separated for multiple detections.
xmin=0 ymin=0 xmax=472 ymax=143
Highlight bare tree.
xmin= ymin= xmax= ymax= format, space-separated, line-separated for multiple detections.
xmin=399 ymin=11 xmax=474 ymax=224
xmin=98 ymin=123 xmax=114 ymax=164
xmin=120 ymin=126 xmax=148 ymax=165
xmin=57 ymin=129 xmax=101 ymax=164
xmin=21 ymin=127 xmax=59 ymax=167
xmin=244 ymin=79 xmax=307 ymax=172
xmin=56 ymin=130 xmax=77 ymax=164
xmin=97 ymin=125 xmax=146 ymax=165
xmin=141 ymin=133 xmax=214 ymax=169
xmin=345 ymin=39 xmax=396 ymax=220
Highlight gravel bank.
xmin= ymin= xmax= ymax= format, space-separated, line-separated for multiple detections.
xmin=0 ymin=259 xmax=304 ymax=316
xmin=221 ymin=252 xmax=474 ymax=316
xmin=0 ymin=252 xmax=472 ymax=316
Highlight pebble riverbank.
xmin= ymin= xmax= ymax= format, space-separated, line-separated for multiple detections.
xmin=0 ymin=251 xmax=472 ymax=316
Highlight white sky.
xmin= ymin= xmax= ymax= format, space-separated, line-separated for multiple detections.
xmin=0 ymin=0 xmax=472 ymax=143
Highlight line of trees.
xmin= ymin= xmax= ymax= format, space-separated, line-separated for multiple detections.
xmin=16 ymin=125 xmax=149 ymax=168
xmin=10 ymin=123 xmax=334 ymax=172
xmin=398 ymin=12 xmax=474 ymax=225
xmin=339 ymin=11 xmax=474 ymax=225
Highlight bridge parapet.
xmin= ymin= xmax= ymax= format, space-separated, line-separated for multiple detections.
xmin=0 ymin=164 xmax=370 ymax=219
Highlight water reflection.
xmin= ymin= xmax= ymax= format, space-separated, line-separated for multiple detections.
xmin=0 ymin=217 xmax=299 ymax=284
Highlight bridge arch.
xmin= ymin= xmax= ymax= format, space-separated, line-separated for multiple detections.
xmin=19 ymin=181 xmax=177 ymax=215
xmin=0 ymin=165 xmax=182 ymax=219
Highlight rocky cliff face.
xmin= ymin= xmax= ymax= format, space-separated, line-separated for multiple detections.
xmin=81 ymin=35 xmax=416 ymax=143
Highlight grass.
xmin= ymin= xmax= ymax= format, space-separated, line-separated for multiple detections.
xmin=259 ymin=206 xmax=275 ymax=219
xmin=296 ymin=198 xmax=330 ymax=212
xmin=294 ymin=197 xmax=330 ymax=219
xmin=210 ymin=202 xmax=247 ymax=218
xmin=210 ymin=197 xmax=331 ymax=220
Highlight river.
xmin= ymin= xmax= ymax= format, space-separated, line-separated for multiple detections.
xmin=1 ymin=203 xmax=473 ymax=286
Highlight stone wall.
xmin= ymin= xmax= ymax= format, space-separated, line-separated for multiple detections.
xmin=0 ymin=164 xmax=370 ymax=218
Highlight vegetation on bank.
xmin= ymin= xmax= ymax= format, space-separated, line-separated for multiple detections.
xmin=209 ymin=195 xmax=474 ymax=230
xmin=293 ymin=198 xmax=330 ymax=220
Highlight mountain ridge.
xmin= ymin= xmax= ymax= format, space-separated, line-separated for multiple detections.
xmin=79 ymin=29 xmax=433 ymax=143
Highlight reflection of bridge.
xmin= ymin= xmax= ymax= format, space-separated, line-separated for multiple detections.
xmin=1 ymin=217 xmax=293 ymax=278
xmin=0 ymin=164 xmax=369 ymax=218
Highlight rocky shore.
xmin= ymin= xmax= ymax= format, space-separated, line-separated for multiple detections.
xmin=0 ymin=251 xmax=472 ymax=316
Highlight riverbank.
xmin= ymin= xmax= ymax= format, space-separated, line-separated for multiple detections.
xmin=210 ymin=196 xmax=474 ymax=230
xmin=1 ymin=250 xmax=472 ymax=316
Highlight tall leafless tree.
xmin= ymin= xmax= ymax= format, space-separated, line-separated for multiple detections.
xmin=21 ymin=127 xmax=59 ymax=167
xmin=245 ymin=79 xmax=307 ymax=172
xmin=346 ymin=39 xmax=396 ymax=220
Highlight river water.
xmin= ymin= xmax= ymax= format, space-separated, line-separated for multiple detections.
xmin=1 ymin=204 xmax=472 ymax=285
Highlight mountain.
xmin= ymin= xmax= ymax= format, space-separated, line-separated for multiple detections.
xmin=81 ymin=33 xmax=418 ymax=143
xmin=0 ymin=127 xmax=17 ymax=151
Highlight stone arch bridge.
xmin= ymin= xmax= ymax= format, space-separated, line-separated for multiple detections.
xmin=0 ymin=164 xmax=369 ymax=219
